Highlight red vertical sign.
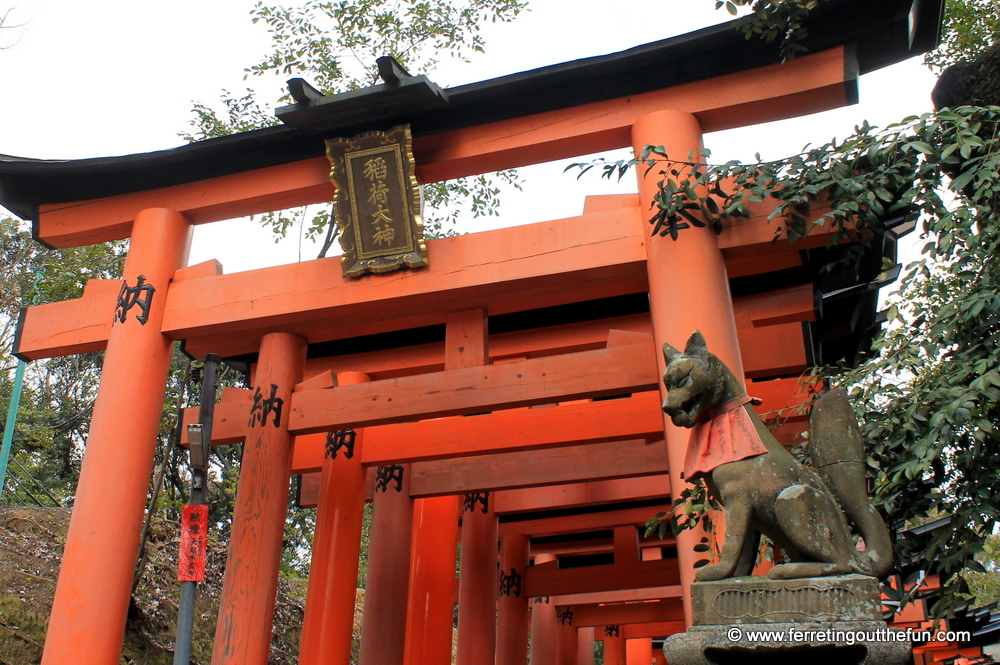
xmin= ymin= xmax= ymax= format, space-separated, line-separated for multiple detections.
xmin=178 ymin=504 xmax=209 ymax=582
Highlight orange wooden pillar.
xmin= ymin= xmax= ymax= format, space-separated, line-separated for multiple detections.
xmin=404 ymin=309 xmax=486 ymax=665
xmin=633 ymin=110 xmax=745 ymax=624
xmin=213 ymin=332 xmax=306 ymax=665
xmin=41 ymin=208 xmax=190 ymax=665
xmin=456 ymin=491 xmax=498 ymax=665
xmin=496 ymin=533 xmax=530 ymax=665
xmin=626 ymin=638 xmax=653 ymax=665
xmin=358 ymin=462 xmax=414 ymax=665
xmin=530 ymin=554 xmax=558 ymax=665
xmin=578 ymin=627 xmax=595 ymax=665
xmin=403 ymin=495 xmax=460 ymax=665
xmin=554 ymin=608 xmax=578 ymax=665
xmin=299 ymin=371 xmax=371 ymax=665
xmin=603 ymin=627 xmax=627 ymax=665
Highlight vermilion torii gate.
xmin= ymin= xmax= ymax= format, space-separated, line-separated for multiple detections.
xmin=1 ymin=2 xmax=938 ymax=663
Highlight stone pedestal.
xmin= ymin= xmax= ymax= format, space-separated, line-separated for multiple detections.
xmin=662 ymin=621 xmax=913 ymax=664
xmin=691 ymin=575 xmax=882 ymax=625
xmin=664 ymin=577 xmax=911 ymax=665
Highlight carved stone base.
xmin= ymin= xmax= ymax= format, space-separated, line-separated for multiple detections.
xmin=662 ymin=621 xmax=912 ymax=665
xmin=691 ymin=574 xmax=882 ymax=625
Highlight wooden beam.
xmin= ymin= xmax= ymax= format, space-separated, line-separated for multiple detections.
xmin=12 ymin=278 xmax=118 ymax=361
xmin=492 ymin=476 xmax=670 ymax=514
xmin=569 ymin=599 xmax=683 ymax=628
xmin=301 ymin=312 xmax=651 ymax=381
xmin=407 ymin=438 xmax=668 ymax=498
xmin=622 ymin=621 xmax=686 ymax=639
xmin=172 ymin=208 xmax=648 ymax=358
xmin=524 ymin=558 xmax=680 ymax=597
xmin=550 ymin=586 xmax=682 ymax=607
xmin=287 ymin=339 xmax=659 ymax=434
xmin=364 ymin=391 xmax=662 ymax=465
xmin=498 ymin=505 xmax=669 ymax=538
xmin=36 ymin=48 xmax=850 ymax=248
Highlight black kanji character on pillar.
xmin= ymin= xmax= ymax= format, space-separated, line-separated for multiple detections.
xmin=375 ymin=465 xmax=405 ymax=492
xmin=248 ymin=384 xmax=284 ymax=428
xmin=556 ymin=606 xmax=573 ymax=625
xmin=605 ymin=625 xmax=620 ymax=638
xmin=498 ymin=568 xmax=522 ymax=598
xmin=326 ymin=430 xmax=357 ymax=459
xmin=532 ymin=596 xmax=550 ymax=605
xmin=463 ymin=492 xmax=489 ymax=514
xmin=114 ymin=275 xmax=156 ymax=325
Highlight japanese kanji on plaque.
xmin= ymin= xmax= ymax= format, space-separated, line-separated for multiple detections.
xmin=326 ymin=125 xmax=428 ymax=277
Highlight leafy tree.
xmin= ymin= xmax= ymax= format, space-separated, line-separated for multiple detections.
xmin=183 ymin=0 xmax=527 ymax=253
xmin=0 ymin=217 xmax=126 ymax=504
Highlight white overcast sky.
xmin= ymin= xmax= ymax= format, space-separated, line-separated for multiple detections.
xmin=0 ymin=0 xmax=938 ymax=273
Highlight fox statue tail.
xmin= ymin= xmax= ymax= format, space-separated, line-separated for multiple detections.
xmin=808 ymin=388 xmax=893 ymax=579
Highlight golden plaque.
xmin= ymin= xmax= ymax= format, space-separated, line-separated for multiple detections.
xmin=326 ymin=125 xmax=428 ymax=277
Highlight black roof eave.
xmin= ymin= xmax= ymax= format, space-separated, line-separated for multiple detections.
xmin=0 ymin=0 xmax=942 ymax=222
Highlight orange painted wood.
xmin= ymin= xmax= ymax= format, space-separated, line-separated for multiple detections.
xmin=169 ymin=207 xmax=648 ymax=357
xmin=623 ymin=621 xmax=686 ymax=639
xmin=583 ymin=194 xmax=639 ymax=215
xmin=626 ymin=638 xmax=653 ymax=665
xmin=524 ymin=558 xmax=681 ymax=598
xmin=492 ymin=475 xmax=670 ymax=514
xmin=407 ymin=438 xmax=669 ymax=498
xmin=37 ymin=158 xmax=333 ymax=248
xmin=733 ymin=284 xmax=815 ymax=329
xmin=358 ymin=461 xmax=414 ymax=665
xmin=403 ymin=495 xmax=459 ymax=665
xmin=725 ymin=250 xmax=803 ymax=279
xmin=414 ymin=48 xmax=850 ymax=183
xmin=497 ymin=534 xmax=530 ymax=665
xmin=498 ymin=505 xmax=671 ymax=538
xmin=287 ymin=339 xmax=659 ymax=434
xmin=300 ymin=312 xmax=651 ymax=382
xmin=555 ymin=616 xmax=577 ymax=665
xmin=570 ymin=599 xmax=683 ymax=628
xmin=747 ymin=376 xmax=816 ymax=419
xmin=41 ymin=208 xmax=191 ymax=665
xmin=181 ymin=397 xmax=250 ymax=446
xmin=577 ymin=627 xmax=596 ymax=665
xmin=173 ymin=259 xmax=223 ymax=282
xmin=456 ymin=496 xmax=499 ymax=665
xmin=182 ymin=272 xmax=649 ymax=360
xmin=299 ymin=371 xmax=370 ymax=665
xmin=293 ymin=370 xmax=336 ymax=392
xmin=35 ymin=48 xmax=848 ymax=249
xmin=452 ymin=309 xmax=499 ymax=665
xmin=358 ymin=391 xmax=664 ymax=466
xmin=635 ymin=109 xmax=739 ymax=626
xmin=14 ymin=279 xmax=119 ymax=360
xmin=297 ymin=471 xmax=321 ymax=508
xmin=213 ymin=333 xmax=306 ymax=665
xmin=603 ymin=631 xmax=626 ymax=665
xmin=613 ymin=525 xmax=640 ymax=565
xmin=739 ymin=322 xmax=808 ymax=379
xmin=551 ymin=586 xmax=683 ymax=607
xmin=530 ymin=554 xmax=560 ymax=665
xmin=405 ymin=310 xmax=484 ymax=665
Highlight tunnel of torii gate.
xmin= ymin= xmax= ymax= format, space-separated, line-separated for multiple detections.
xmin=0 ymin=2 xmax=941 ymax=664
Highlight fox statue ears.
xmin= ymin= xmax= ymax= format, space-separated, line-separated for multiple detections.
xmin=662 ymin=331 xmax=709 ymax=364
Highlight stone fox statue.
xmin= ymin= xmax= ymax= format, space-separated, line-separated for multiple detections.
xmin=661 ymin=331 xmax=893 ymax=582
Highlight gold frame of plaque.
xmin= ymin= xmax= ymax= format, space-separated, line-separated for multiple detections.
xmin=326 ymin=125 xmax=428 ymax=277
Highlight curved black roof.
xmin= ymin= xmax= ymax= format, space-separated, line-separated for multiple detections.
xmin=0 ymin=0 xmax=942 ymax=221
